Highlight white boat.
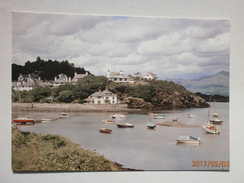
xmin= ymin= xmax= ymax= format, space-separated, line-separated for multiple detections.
xmin=175 ymin=136 xmax=202 ymax=144
xmin=209 ymin=119 xmax=223 ymax=124
xmin=116 ymin=123 xmax=134 ymax=128
xmin=202 ymin=96 xmax=221 ymax=134
xmin=111 ymin=113 xmax=126 ymax=119
xmin=59 ymin=113 xmax=69 ymax=118
xmin=202 ymin=124 xmax=220 ymax=134
xmin=102 ymin=119 xmax=115 ymax=124
xmin=42 ymin=118 xmax=51 ymax=123
xmin=188 ymin=114 xmax=195 ymax=118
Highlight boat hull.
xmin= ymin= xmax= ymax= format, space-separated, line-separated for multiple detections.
xmin=202 ymin=125 xmax=220 ymax=134
xmin=175 ymin=136 xmax=202 ymax=144
xmin=147 ymin=123 xmax=156 ymax=129
xmin=13 ymin=118 xmax=34 ymax=125
xmin=99 ymin=128 xmax=112 ymax=134
xmin=209 ymin=119 xmax=223 ymax=124
xmin=116 ymin=123 xmax=134 ymax=128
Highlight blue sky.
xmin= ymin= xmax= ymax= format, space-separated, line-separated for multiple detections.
xmin=12 ymin=12 xmax=230 ymax=80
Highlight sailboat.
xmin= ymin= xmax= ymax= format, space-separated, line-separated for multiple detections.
xmin=202 ymin=96 xmax=220 ymax=134
xmin=212 ymin=99 xmax=218 ymax=117
xmin=209 ymin=97 xmax=223 ymax=124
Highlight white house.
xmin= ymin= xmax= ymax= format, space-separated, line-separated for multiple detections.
xmin=142 ymin=72 xmax=158 ymax=80
xmin=53 ymin=73 xmax=71 ymax=86
xmin=86 ymin=89 xmax=118 ymax=104
xmin=107 ymin=70 xmax=134 ymax=83
xmin=13 ymin=73 xmax=41 ymax=91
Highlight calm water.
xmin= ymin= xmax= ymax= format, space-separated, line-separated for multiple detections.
xmin=14 ymin=103 xmax=229 ymax=171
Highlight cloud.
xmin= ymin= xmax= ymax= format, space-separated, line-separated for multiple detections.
xmin=12 ymin=13 xmax=230 ymax=80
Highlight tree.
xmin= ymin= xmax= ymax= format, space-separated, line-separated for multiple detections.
xmin=57 ymin=90 xmax=74 ymax=103
xmin=31 ymin=87 xmax=51 ymax=102
xmin=77 ymin=76 xmax=108 ymax=94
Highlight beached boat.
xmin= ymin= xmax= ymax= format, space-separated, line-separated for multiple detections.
xmin=116 ymin=123 xmax=134 ymax=128
xmin=103 ymin=119 xmax=115 ymax=124
xmin=172 ymin=117 xmax=178 ymax=121
xmin=153 ymin=114 xmax=165 ymax=119
xmin=59 ymin=113 xmax=69 ymax=118
xmin=147 ymin=123 xmax=156 ymax=129
xmin=209 ymin=119 xmax=223 ymax=124
xmin=99 ymin=128 xmax=112 ymax=134
xmin=175 ymin=136 xmax=202 ymax=144
xmin=111 ymin=113 xmax=126 ymax=119
xmin=13 ymin=117 xmax=35 ymax=125
xmin=202 ymin=124 xmax=220 ymax=134
xmin=188 ymin=114 xmax=195 ymax=118
xmin=42 ymin=118 xmax=51 ymax=123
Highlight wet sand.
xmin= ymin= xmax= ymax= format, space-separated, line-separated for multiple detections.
xmin=156 ymin=121 xmax=200 ymax=128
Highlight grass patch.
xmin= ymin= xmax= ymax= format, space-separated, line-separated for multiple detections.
xmin=12 ymin=127 xmax=129 ymax=171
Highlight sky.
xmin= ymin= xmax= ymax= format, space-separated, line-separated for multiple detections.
xmin=12 ymin=12 xmax=230 ymax=80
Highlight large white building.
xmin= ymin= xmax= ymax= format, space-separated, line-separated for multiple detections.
xmin=86 ymin=89 xmax=118 ymax=104
xmin=107 ymin=70 xmax=134 ymax=83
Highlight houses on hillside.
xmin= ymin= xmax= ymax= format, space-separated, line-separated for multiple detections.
xmin=12 ymin=70 xmax=158 ymax=92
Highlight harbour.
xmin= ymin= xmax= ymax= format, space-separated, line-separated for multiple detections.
xmin=13 ymin=102 xmax=229 ymax=171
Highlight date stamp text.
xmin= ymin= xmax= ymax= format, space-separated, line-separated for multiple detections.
xmin=192 ymin=161 xmax=230 ymax=167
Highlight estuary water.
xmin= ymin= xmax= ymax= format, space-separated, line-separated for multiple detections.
xmin=14 ymin=102 xmax=229 ymax=171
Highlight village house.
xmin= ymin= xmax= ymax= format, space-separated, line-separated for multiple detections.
xmin=53 ymin=73 xmax=71 ymax=86
xmin=86 ymin=89 xmax=118 ymax=104
xmin=12 ymin=73 xmax=41 ymax=91
xmin=142 ymin=72 xmax=158 ymax=80
xmin=71 ymin=71 xmax=90 ymax=83
xmin=107 ymin=70 xmax=134 ymax=83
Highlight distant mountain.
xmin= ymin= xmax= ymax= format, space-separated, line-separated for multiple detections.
xmin=168 ymin=70 xmax=229 ymax=96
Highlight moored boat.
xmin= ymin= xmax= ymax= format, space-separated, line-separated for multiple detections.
xmin=116 ymin=123 xmax=134 ymax=128
xmin=147 ymin=123 xmax=156 ymax=129
xmin=202 ymin=124 xmax=220 ymax=134
xmin=59 ymin=113 xmax=69 ymax=118
xmin=153 ymin=114 xmax=165 ymax=119
xmin=188 ymin=114 xmax=195 ymax=118
xmin=42 ymin=118 xmax=51 ymax=123
xmin=209 ymin=119 xmax=223 ymax=124
xmin=103 ymin=119 xmax=115 ymax=124
xmin=99 ymin=128 xmax=112 ymax=134
xmin=13 ymin=118 xmax=35 ymax=125
xmin=111 ymin=113 xmax=126 ymax=119
xmin=175 ymin=136 xmax=202 ymax=144
xmin=172 ymin=117 xmax=178 ymax=121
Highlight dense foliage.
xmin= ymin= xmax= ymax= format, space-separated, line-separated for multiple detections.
xmin=12 ymin=56 xmax=91 ymax=81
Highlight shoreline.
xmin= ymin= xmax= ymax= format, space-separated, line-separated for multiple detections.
xmin=12 ymin=103 xmax=142 ymax=112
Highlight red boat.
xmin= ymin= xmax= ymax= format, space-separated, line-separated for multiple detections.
xmin=13 ymin=118 xmax=35 ymax=125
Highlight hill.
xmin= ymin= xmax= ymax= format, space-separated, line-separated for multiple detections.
xmin=12 ymin=56 xmax=91 ymax=81
xmin=168 ymin=71 xmax=229 ymax=96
